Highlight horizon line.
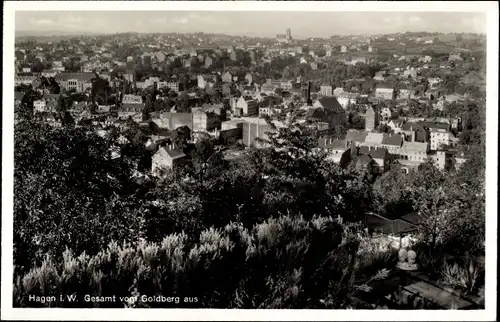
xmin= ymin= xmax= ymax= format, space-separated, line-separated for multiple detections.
xmin=15 ymin=30 xmax=487 ymax=38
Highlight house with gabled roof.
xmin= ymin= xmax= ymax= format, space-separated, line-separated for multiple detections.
xmin=308 ymin=97 xmax=346 ymax=127
xmin=358 ymin=146 xmax=389 ymax=173
xmin=318 ymin=137 xmax=352 ymax=167
xmin=381 ymin=133 xmax=404 ymax=155
xmin=151 ymin=145 xmax=187 ymax=176
xmin=345 ymin=130 xmax=368 ymax=146
xmin=361 ymin=132 xmax=384 ymax=147
xmin=222 ymin=71 xmax=233 ymax=83
xmin=356 ymin=154 xmax=378 ymax=173
xmin=234 ymin=96 xmax=258 ymax=116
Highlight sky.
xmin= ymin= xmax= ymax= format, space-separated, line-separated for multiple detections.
xmin=15 ymin=11 xmax=487 ymax=38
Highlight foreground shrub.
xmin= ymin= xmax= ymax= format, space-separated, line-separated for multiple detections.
xmin=14 ymin=215 xmax=361 ymax=309
xmin=441 ymin=257 xmax=485 ymax=295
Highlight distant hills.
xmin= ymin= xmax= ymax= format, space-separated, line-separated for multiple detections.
xmin=15 ymin=30 xmax=104 ymax=40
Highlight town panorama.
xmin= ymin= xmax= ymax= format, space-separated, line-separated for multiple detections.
xmin=13 ymin=21 xmax=486 ymax=310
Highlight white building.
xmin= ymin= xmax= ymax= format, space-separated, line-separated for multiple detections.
xmin=400 ymin=141 xmax=429 ymax=163
xmin=337 ymin=93 xmax=358 ymax=109
xmin=429 ymin=128 xmax=456 ymax=150
xmin=122 ymin=94 xmax=143 ymax=104
xmin=33 ymin=99 xmax=48 ymax=113
xmin=320 ymin=85 xmax=333 ymax=96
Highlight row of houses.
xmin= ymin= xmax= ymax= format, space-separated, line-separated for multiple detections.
xmin=321 ymin=118 xmax=459 ymax=173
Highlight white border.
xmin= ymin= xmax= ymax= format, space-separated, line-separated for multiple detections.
xmin=2 ymin=2 xmax=498 ymax=321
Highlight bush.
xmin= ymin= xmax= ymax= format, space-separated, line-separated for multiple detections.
xmin=441 ymin=257 xmax=484 ymax=294
xmin=14 ymin=215 xmax=359 ymax=309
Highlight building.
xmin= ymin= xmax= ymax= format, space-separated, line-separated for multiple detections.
xmin=428 ymin=125 xmax=455 ymax=150
xmin=375 ymin=86 xmax=395 ymax=100
xmin=55 ymin=72 xmax=95 ymax=92
xmin=380 ymin=107 xmax=392 ymax=122
xmin=280 ymin=80 xmax=293 ymax=91
xmin=250 ymin=50 xmax=257 ymax=63
xmin=403 ymin=69 xmax=418 ymax=79
xmin=341 ymin=45 xmax=347 ymax=53
xmin=428 ymin=77 xmax=443 ymax=89
xmin=229 ymin=50 xmax=238 ymax=61
xmin=152 ymin=145 xmax=187 ymax=176
xmin=345 ymin=130 xmax=368 ymax=146
xmin=337 ymin=92 xmax=357 ymax=109
xmin=157 ymin=80 xmax=181 ymax=93
xmin=358 ymin=146 xmax=390 ymax=173
xmin=197 ymin=75 xmax=216 ymax=89
xmin=52 ymin=61 xmax=65 ymax=72
xmin=365 ymin=106 xmax=377 ymax=131
xmin=241 ymin=118 xmax=281 ymax=147
xmin=221 ymin=119 xmax=244 ymax=131
xmin=234 ymin=96 xmax=258 ymax=116
xmin=204 ymin=56 xmax=213 ymax=68
xmin=276 ymin=28 xmax=293 ymax=44
xmin=122 ymin=94 xmax=143 ymax=104
xmin=41 ymin=70 xmax=59 ymax=78
xmin=150 ymin=112 xmax=193 ymax=130
xmin=333 ymin=87 xmax=345 ymax=97
xmin=418 ymin=56 xmax=432 ymax=63
xmin=14 ymin=75 xmax=37 ymax=86
xmin=373 ymin=71 xmax=386 ymax=81
xmin=399 ymin=141 xmax=429 ymax=163
xmin=428 ymin=151 xmax=447 ymax=171
xmin=118 ymin=103 xmax=144 ymax=119
xmin=448 ymin=52 xmax=463 ymax=61
xmin=222 ymin=72 xmax=233 ymax=83
xmin=192 ymin=107 xmax=221 ymax=132
xmin=319 ymin=138 xmax=352 ymax=167
xmin=320 ymin=85 xmax=333 ymax=97
xmin=380 ymin=134 xmax=403 ymax=155
xmin=301 ymin=81 xmax=312 ymax=103
xmin=361 ymin=132 xmax=384 ymax=148
xmin=142 ymin=54 xmax=152 ymax=66
xmin=308 ymin=97 xmax=346 ymax=128
xmin=245 ymin=73 xmax=253 ymax=85
xmin=258 ymin=106 xmax=281 ymax=117
xmin=399 ymin=89 xmax=415 ymax=100
xmin=33 ymin=94 xmax=60 ymax=113
xmin=401 ymin=122 xmax=428 ymax=142
xmin=387 ymin=119 xmax=405 ymax=134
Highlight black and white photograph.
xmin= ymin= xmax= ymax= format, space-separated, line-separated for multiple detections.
xmin=2 ymin=1 xmax=498 ymax=321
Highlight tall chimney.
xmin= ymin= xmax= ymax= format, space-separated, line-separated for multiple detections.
xmin=307 ymin=81 xmax=312 ymax=106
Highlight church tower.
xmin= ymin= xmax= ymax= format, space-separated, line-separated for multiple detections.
xmin=365 ymin=105 xmax=377 ymax=132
